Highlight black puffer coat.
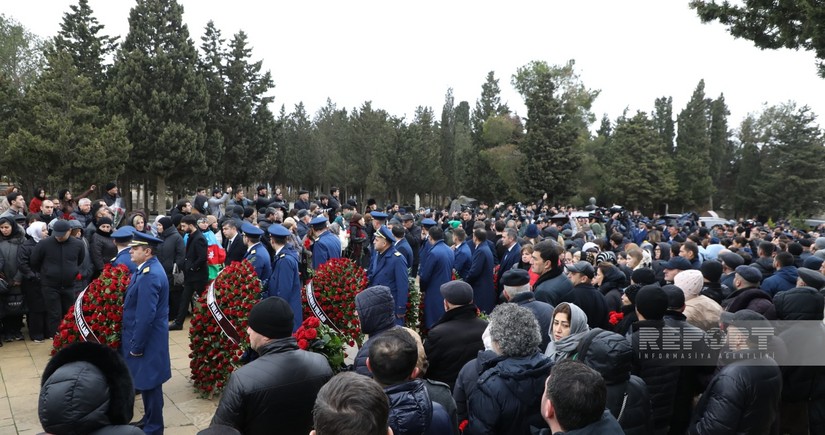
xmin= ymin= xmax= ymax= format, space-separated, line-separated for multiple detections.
xmin=352 ymin=285 xmax=397 ymax=376
xmin=385 ymin=379 xmax=453 ymax=435
xmin=211 ymin=337 xmax=333 ymax=434
xmin=157 ymin=225 xmax=185 ymax=277
xmin=772 ymin=286 xmax=825 ymax=432
xmin=453 ymin=349 xmax=502 ymax=422
xmin=630 ymin=319 xmax=682 ymax=435
xmin=39 ymin=342 xmax=143 ymax=435
xmin=465 ymin=352 xmax=553 ymax=435
xmin=577 ymin=328 xmax=651 ymax=435
xmin=689 ymin=351 xmax=781 ymax=435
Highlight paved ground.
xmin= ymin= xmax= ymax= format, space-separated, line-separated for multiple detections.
xmin=0 ymin=320 xmax=218 ymax=435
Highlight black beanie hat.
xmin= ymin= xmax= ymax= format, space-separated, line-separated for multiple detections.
xmin=248 ymin=297 xmax=293 ymax=339
xmin=624 ymin=284 xmax=642 ymax=304
xmin=636 ymin=285 xmax=668 ymax=320
xmin=157 ymin=217 xmax=173 ymax=230
xmin=97 ymin=217 xmax=113 ymax=227
xmin=104 ymin=182 xmax=117 ymax=191
xmin=630 ymin=268 xmax=657 ymax=286
xmin=700 ymin=260 xmax=723 ymax=283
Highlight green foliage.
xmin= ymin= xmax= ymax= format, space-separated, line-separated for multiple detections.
xmin=479 ymin=144 xmax=526 ymax=201
xmin=674 ymin=80 xmax=714 ymax=210
xmin=652 ymin=96 xmax=675 ymax=153
xmin=51 ymin=0 xmax=117 ymax=87
xmin=512 ymin=60 xmax=585 ymax=202
xmin=734 ymin=115 xmax=761 ymax=216
xmin=0 ymin=14 xmax=46 ymax=93
xmin=708 ymin=94 xmax=734 ymax=210
xmin=109 ymin=0 xmax=208 ymax=191
xmin=691 ymin=0 xmax=825 ymax=77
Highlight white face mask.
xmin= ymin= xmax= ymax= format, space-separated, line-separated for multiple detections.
xmin=482 ymin=325 xmax=493 ymax=351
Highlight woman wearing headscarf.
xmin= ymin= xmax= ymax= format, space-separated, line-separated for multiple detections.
xmin=0 ymin=216 xmax=26 ymax=342
xmin=594 ymin=263 xmax=627 ymax=313
xmin=90 ymin=216 xmax=116 ymax=279
xmin=545 ymin=302 xmax=590 ymax=362
xmin=19 ymin=221 xmax=49 ymax=342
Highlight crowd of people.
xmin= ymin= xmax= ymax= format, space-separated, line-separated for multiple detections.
xmin=6 ymin=182 xmax=825 ymax=434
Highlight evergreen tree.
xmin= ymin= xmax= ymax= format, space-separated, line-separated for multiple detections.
xmin=2 ymin=51 xmax=130 ymax=193
xmin=312 ymin=99 xmax=349 ymax=190
xmin=440 ymin=88 xmax=456 ymax=191
xmin=452 ymin=101 xmax=472 ymax=195
xmin=652 ymin=96 xmax=675 ymax=153
xmin=708 ymin=94 xmax=733 ymax=210
xmin=198 ymin=21 xmax=227 ymax=182
xmin=734 ymin=115 xmax=760 ymax=217
xmin=0 ymin=14 xmax=46 ymax=93
xmin=577 ymin=115 xmax=611 ymax=205
xmin=350 ymin=101 xmax=396 ymax=198
xmin=51 ymin=0 xmax=117 ymax=87
xmin=405 ymin=106 xmax=442 ymax=195
xmin=512 ymin=60 xmax=581 ymax=202
xmin=471 ymin=71 xmax=509 ymax=146
xmin=674 ymin=80 xmax=713 ymax=210
xmin=279 ymin=103 xmax=313 ymax=189
xmin=109 ymin=0 xmax=208 ymax=198
xmin=602 ymin=112 xmax=676 ymax=210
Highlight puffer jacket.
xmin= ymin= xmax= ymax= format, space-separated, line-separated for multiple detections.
xmin=722 ymin=287 xmax=776 ymax=319
xmin=533 ymin=268 xmax=574 ymax=307
xmin=689 ymin=351 xmax=781 ymax=435
xmin=157 ymin=225 xmax=185 ymax=277
xmin=761 ymin=266 xmax=798 ymax=297
xmin=453 ymin=350 xmax=503 ymax=422
xmin=773 ymin=287 xmax=825 ymax=433
xmin=385 ymin=379 xmax=453 ymax=435
xmin=39 ymin=342 xmax=143 ymax=435
xmin=630 ymin=319 xmax=682 ymax=435
xmin=352 ymin=285 xmax=398 ymax=376
xmin=465 ymin=352 xmax=553 ymax=435
xmin=576 ymin=328 xmax=651 ymax=435
xmin=683 ymin=295 xmax=722 ymax=331
xmin=211 ymin=337 xmax=333 ymax=435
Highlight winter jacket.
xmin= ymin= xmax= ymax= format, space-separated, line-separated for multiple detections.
xmin=689 ymin=351 xmax=781 ymax=435
xmin=453 ymin=350 xmax=502 ymax=422
xmin=352 ymin=285 xmax=398 ymax=376
xmin=534 ymin=268 xmax=574 ymax=307
xmin=572 ymin=283 xmax=610 ymax=330
xmin=183 ymin=229 xmax=208 ymax=283
xmin=157 ymin=226 xmax=185 ymax=277
xmin=613 ymin=303 xmax=638 ymax=338
xmin=761 ymin=266 xmax=798 ymax=297
xmin=465 ymin=352 xmax=553 ymax=435
xmin=91 ymin=230 xmax=116 ymax=273
xmin=576 ymin=328 xmax=652 ymax=435
xmin=385 ymin=379 xmax=454 ymax=435
xmin=0 ymin=220 xmax=25 ymax=283
xmin=211 ymin=337 xmax=333 ymax=435
xmin=536 ymin=410 xmax=624 ymax=435
xmin=752 ymin=256 xmax=775 ymax=280
xmin=29 ymin=235 xmax=85 ymax=288
xmin=423 ymin=304 xmax=488 ymax=389
xmin=700 ymin=282 xmax=731 ymax=305
xmin=17 ymin=237 xmax=45 ymax=312
xmin=772 ymin=287 xmax=825 ymax=433
xmin=722 ymin=287 xmax=776 ymax=320
xmin=599 ymin=266 xmax=627 ymax=313
xmin=39 ymin=342 xmax=143 ymax=435
xmin=683 ymin=295 xmax=722 ymax=331
xmin=630 ymin=319 xmax=682 ymax=435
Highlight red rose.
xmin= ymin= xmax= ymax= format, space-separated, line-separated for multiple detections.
xmin=304 ymin=328 xmax=318 ymax=340
xmin=297 ymin=339 xmax=309 ymax=350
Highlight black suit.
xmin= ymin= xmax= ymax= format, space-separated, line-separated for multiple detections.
xmin=173 ymin=229 xmax=208 ymax=326
xmin=223 ymin=236 xmax=246 ymax=265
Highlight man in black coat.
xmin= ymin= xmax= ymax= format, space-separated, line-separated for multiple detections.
xmin=211 ymin=297 xmax=332 ymax=434
xmin=501 ymin=268 xmax=553 ymax=350
xmin=221 ymin=219 xmax=246 ymax=265
xmin=170 ymin=215 xmax=207 ymax=330
xmin=423 ymin=281 xmax=488 ymax=390
xmin=565 ymin=261 xmax=610 ymax=330
xmin=30 ymin=220 xmax=85 ymax=338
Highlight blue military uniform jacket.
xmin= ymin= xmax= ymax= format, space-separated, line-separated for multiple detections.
xmin=111 ymin=247 xmax=138 ymax=275
xmin=312 ymin=230 xmax=342 ymax=270
xmin=244 ymin=242 xmax=272 ymax=288
xmin=418 ymin=240 xmax=455 ymax=329
xmin=395 ymin=238 xmax=414 ymax=273
xmin=266 ymin=246 xmax=302 ymax=332
xmin=465 ymin=242 xmax=495 ymax=314
xmin=496 ymin=243 xmax=521 ymax=296
xmin=368 ymin=245 xmax=409 ymax=324
xmin=454 ymin=242 xmax=472 ymax=279
xmin=121 ymin=256 xmax=171 ymax=390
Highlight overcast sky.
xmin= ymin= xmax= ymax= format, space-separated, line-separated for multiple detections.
xmin=5 ymin=1 xmax=824 ymax=131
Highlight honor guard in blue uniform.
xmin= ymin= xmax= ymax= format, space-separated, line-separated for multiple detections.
xmin=121 ymin=232 xmax=171 ymax=435
xmin=369 ymin=226 xmax=409 ymax=325
xmin=266 ymin=224 xmax=303 ymax=332
xmin=110 ymin=226 xmax=138 ymax=274
xmin=310 ymin=215 xmax=342 ymax=270
xmin=418 ymin=226 xmax=455 ymax=329
xmin=241 ymin=222 xmax=271 ymax=289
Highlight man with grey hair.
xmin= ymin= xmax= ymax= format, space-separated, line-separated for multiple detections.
xmin=501 ymin=268 xmax=553 ymax=350
xmin=71 ymin=198 xmax=93 ymax=228
xmin=465 ymin=303 xmax=553 ymax=434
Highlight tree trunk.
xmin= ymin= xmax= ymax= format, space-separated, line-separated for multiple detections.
xmin=156 ymin=175 xmax=167 ymax=216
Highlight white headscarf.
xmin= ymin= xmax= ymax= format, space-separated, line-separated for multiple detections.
xmin=27 ymin=221 xmax=48 ymax=242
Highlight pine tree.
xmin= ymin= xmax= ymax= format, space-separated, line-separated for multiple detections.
xmin=279 ymin=103 xmax=314 ymax=189
xmin=734 ymin=115 xmax=760 ymax=217
xmin=512 ymin=61 xmax=581 ymax=202
xmin=440 ymin=88 xmax=456 ymax=191
xmin=199 ymin=21 xmax=227 ymax=182
xmin=708 ymin=94 xmax=733 ymax=210
xmin=0 ymin=14 xmax=46 ymax=93
xmin=109 ymin=0 xmax=208 ymax=199
xmin=51 ymin=0 xmax=117 ymax=87
xmin=652 ymin=96 xmax=675 ymax=154
xmin=312 ymin=99 xmax=349 ymax=190
xmin=674 ymin=80 xmax=713 ymax=210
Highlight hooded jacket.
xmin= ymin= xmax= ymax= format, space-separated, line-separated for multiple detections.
xmin=157 ymin=225 xmax=185 ymax=277
xmin=577 ymin=329 xmax=652 ymax=435
xmin=39 ymin=342 xmax=143 ymax=435
xmin=385 ymin=379 xmax=453 ymax=435
xmin=599 ymin=265 xmax=627 ymax=313
xmin=353 ymin=285 xmax=398 ymax=376
xmin=453 ymin=349 xmax=502 ymax=422
xmin=465 ymin=352 xmax=553 ymax=435
xmin=761 ymin=265 xmax=798 ymax=297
